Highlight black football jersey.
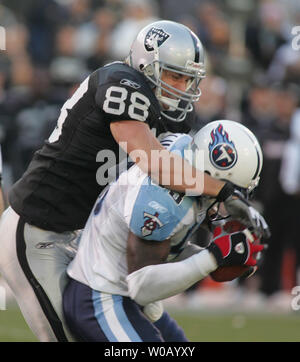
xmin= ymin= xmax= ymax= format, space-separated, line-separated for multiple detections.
xmin=9 ymin=62 xmax=191 ymax=232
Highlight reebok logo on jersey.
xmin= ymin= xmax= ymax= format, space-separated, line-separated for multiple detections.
xmin=35 ymin=242 xmax=54 ymax=249
xmin=120 ymin=79 xmax=141 ymax=89
xmin=141 ymin=212 xmax=163 ymax=237
xmin=144 ymin=27 xmax=170 ymax=51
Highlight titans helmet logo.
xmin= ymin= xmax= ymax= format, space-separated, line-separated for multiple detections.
xmin=209 ymin=124 xmax=237 ymax=170
xmin=144 ymin=27 xmax=170 ymax=52
xmin=141 ymin=211 xmax=163 ymax=237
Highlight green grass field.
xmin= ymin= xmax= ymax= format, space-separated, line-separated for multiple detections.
xmin=1 ymin=303 xmax=300 ymax=342
xmin=168 ymin=310 xmax=300 ymax=342
xmin=0 ymin=304 xmax=38 ymax=342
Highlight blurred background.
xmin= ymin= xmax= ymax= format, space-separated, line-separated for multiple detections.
xmin=0 ymin=0 xmax=300 ymax=341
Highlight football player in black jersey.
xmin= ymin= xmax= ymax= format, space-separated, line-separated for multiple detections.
xmin=0 ymin=20 xmax=268 ymax=341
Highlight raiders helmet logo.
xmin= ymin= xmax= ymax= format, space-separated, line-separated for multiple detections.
xmin=209 ymin=124 xmax=237 ymax=170
xmin=144 ymin=27 xmax=170 ymax=52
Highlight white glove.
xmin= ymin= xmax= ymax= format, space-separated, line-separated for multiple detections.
xmin=143 ymin=301 xmax=163 ymax=322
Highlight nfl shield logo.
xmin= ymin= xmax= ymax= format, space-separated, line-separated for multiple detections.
xmin=144 ymin=27 xmax=170 ymax=52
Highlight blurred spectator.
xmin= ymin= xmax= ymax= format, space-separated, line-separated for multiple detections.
xmin=0 ymin=70 xmax=10 ymax=171
xmin=278 ymin=103 xmax=300 ymax=289
xmin=109 ymin=0 xmax=159 ymax=60
xmin=241 ymin=78 xmax=277 ymax=141
xmin=49 ymin=24 xmax=89 ymax=101
xmin=175 ymin=15 xmax=199 ymax=35
xmin=5 ymin=24 xmax=30 ymax=59
xmin=81 ymin=7 xmax=117 ymax=70
xmin=68 ymin=0 xmax=93 ymax=26
xmin=195 ymin=1 xmax=230 ymax=73
xmin=53 ymin=25 xmax=77 ymax=57
xmin=1 ymin=0 xmax=36 ymax=22
xmin=25 ymin=0 xmax=69 ymax=65
xmin=68 ymin=0 xmax=103 ymax=60
xmin=245 ymin=0 xmax=287 ymax=70
xmin=256 ymin=83 xmax=300 ymax=297
xmin=190 ymin=75 xmax=227 ymax=132
xmin=158 ymin=0 xmax=199 ymax=23
xmin=280 ymin=109 xmax=300 ymax=195
xmin=3 ymin=55 xmax=35 ymax=119
xmin=10 ymin=102 xmax=59 ymax=181
xmin=0 ymin=4 xmax=18 ymax=28
xmin=267 ymin=42 xmax=300 ymax=83
xmin=98 ymin=0 xmax=125 ymax=22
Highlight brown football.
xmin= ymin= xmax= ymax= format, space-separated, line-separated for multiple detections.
xmin=210 ymin=220 xmax=249 ymax=282
xmin=210 ymin=265 xmax=250 ymax=282
xmin=222 ymin=220 xmax=247 ymax=233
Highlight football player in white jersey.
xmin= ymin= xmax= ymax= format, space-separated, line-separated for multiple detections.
xmin=63 ymin=120 xmax=269 ymax=342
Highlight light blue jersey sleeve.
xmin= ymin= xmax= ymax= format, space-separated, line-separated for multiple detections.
xmin=128 ymin=179 xmax=195 ymax=241
xmin=160 ymin=133 xmax=192 ymax=158
xmin=128 ymin=133 xmax=195 ymax=241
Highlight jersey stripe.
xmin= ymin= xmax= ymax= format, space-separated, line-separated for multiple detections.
xmin=16 ymin=218 xmax=68 ymax=341
xmin=92 ymin=291 xmax=142 ymax=341
xmin=48 ymin=76 xmax=90 ymax=143
xmin=112 ymin=295 xmax=142 ymax=341
xmin=92 ymin=290 xmax=118 ymax=341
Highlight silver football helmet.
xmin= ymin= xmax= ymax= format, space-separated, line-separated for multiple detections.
xmin=127 ymin=20 xmax=206 ymax=122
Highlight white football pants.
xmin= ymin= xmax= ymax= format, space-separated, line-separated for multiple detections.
xmin=0 ymin=207 xmax=79 ymax=341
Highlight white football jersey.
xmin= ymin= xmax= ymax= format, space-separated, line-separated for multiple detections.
xmin=67 ymin=133 xmax=212 ymax=296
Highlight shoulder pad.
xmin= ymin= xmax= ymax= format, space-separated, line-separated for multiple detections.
xmin=95 ymin=63 xmax=160 ymax=122
xmin=128 ymin=177 xmax=195 ymax=241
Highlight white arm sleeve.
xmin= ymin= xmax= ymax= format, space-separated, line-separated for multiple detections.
xmin=126 ymin=249 xmax=217 ymax=306
xmin=171 ymin=241 xmax=204 ymax=262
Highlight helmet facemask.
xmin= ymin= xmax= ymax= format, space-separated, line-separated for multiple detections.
xmin=139 ymin=39 xmax=205 ymax=122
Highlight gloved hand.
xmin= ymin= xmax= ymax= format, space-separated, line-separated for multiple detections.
xmin=223 ymin=194 xmax=270 ymax=239
xmin=216 ymin=182 xmax=271 ymax=239
xmin=207 ymin=226 xmax=265 ymax=267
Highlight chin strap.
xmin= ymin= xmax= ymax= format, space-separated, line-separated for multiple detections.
xmin=157 ymin=94 xmax=180 ymax=111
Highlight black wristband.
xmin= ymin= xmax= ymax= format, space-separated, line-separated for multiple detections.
xmin=216 ymin=182 xmax=235 ymax=202
xmin=207 ymin=243 xmax=223 ymax=266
